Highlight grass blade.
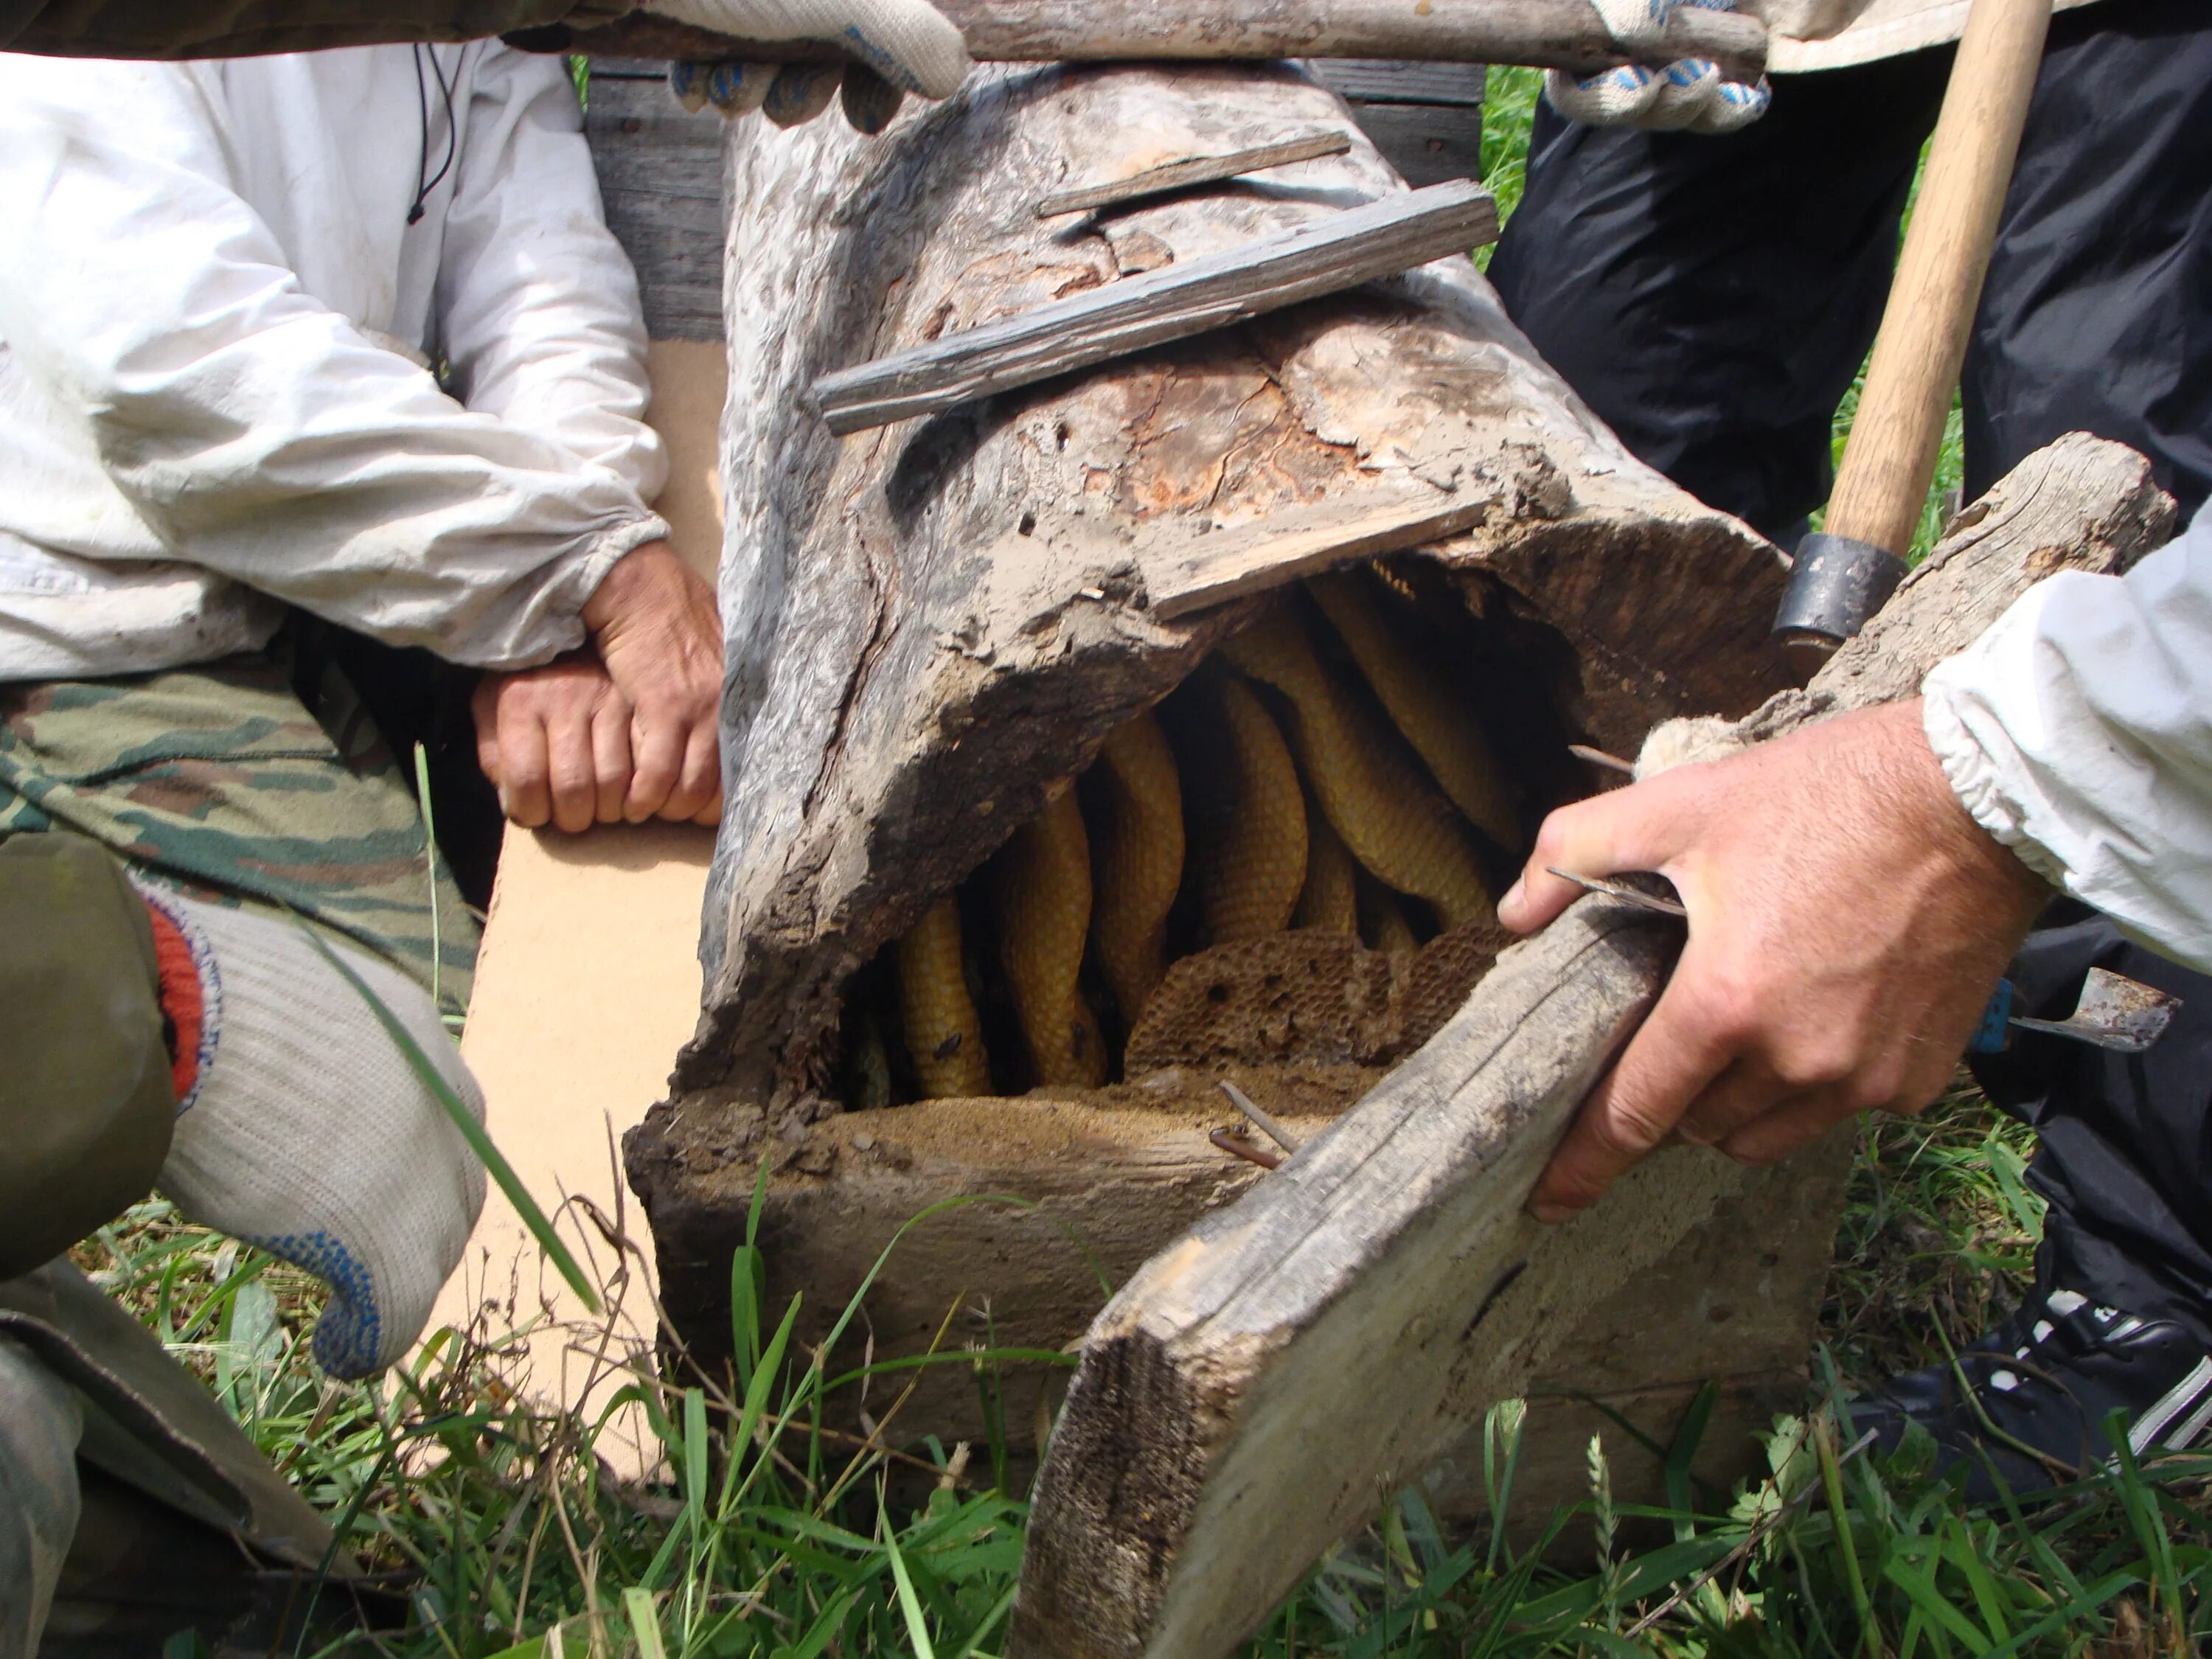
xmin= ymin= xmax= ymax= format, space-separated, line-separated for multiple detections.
xmin=942 ymin=1582 xmax=1018 ymax=1659
xmin=881 ymin=1507 xmax=939 ymax=1659
xmin=624 ymin=1587 xmax=668 ymax=1659
xmin=1815 ymin=1412 xmax=1879 ymax=1659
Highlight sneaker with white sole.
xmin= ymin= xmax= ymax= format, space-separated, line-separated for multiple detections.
xmin=1844 ymin=1286 xmax=2212 ymax=1500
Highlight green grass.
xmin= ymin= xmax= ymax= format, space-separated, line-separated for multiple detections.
xmin=1475 ymin=65 xmax=1545 ymax=271
xmin=77 ymin=74 xmax=2210 ymax=1659
xmin=78 ymin=1089 xmax=2212 ymax=1656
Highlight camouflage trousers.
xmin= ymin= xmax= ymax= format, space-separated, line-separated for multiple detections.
xmin=0 ymin=645 xmax=477 ymax=1018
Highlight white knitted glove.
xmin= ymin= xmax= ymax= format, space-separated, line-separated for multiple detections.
xmin=648 ymin=0 xmax=969 ymax=131
xmin=136 ymin=883 xmax=486 ymax=1381
xmin=1547 ymin=0 xmax=1772 ymax=135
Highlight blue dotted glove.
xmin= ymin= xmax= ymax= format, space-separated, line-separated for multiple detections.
xmin=1548 ymin=0 xmax=1773 ymax=135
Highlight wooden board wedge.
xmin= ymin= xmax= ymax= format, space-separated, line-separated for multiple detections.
xmin=810 ymin=180 xmax=1498 ymax=434
xmin=1034 ymin=132 xmax=1352 ymax=219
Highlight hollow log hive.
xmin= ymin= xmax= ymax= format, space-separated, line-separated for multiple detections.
xmin=619 ymin=56 xmax=1846 ymax=1530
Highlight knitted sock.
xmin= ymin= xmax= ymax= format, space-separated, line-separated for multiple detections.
xmin=136 ymin=883 xmax=486 ymax=1380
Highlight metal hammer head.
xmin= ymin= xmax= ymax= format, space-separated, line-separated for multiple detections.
xmin=2009 ymin=967 xmax=2182 ymax=1054
xmin=1772 ymin=532 xmax=1911 ymax=677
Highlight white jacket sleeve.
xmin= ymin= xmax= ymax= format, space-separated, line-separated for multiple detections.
xmin=0 ymin=58 xmax=667 ymax=669
xmin=436 ymin=48 xmax=669 ymax=514
xmin=1923 ymin=508 xmax=2212 ymax=970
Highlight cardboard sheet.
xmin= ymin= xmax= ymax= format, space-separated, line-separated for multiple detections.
xmin=422 ymin=339 xmax=727 ymax=1478
xmin=435 ymin=821 xmax=712 ymax=1474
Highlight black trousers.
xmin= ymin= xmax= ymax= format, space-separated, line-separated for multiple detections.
xmin=1489 ymin=0 xmax=2212 ymax=1335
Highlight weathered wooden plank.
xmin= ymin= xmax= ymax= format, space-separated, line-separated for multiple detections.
xmin=1311 ymin=59 xmax=1489 ymax=106
xmin=1142 ymin=487 xmax=1494 ymax=619
xmin=1337 ymin=102 xmax=1486 ymax=186
xmin=582 ymin=60 xmax=728 ymax=344
xmin=1309 ymin=62 xmax=1487 ymax=191
xmin=1034 ymin=132 xmax=1353 ymax=220
xmin=1008 ymin=433 xmax=2177 ymax=1659
xmin=810 ymin=180 xmax=1500 ymax=435
xmin=552 ymin=0 xmax=1766 ymax=80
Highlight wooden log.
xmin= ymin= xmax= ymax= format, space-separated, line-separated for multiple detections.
xmin=550 ymin=0 xmax=1767 ymax=80
xmin=1035 ymin=132 xmax=1352 ymax=219
xmin=810 ymin=180 xmax=1500 ymax=434
xmin=1008 ymin=433 xmax=2177 ymax=1659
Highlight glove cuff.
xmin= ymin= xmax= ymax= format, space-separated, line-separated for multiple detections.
xmin=138 ymin=884 xmax=220 ymax=1113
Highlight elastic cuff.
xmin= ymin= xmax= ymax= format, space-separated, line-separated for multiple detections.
xmin=133 ymin=883 xmax=220 ymax=1113
xmin=1920 ymin=684 xmax=2069 ymax=890
xmin=476 ymin=513 xmax=672 ymax=671
xmin=572 ymin=512 xmax=681 ymax=613
xmin=582 ymin=512 xmax=674 ymax=595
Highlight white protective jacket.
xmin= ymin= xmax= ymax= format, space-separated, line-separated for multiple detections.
xmin=0 ymin=43 xmax=668 ymax=682
xmin=1926 ymin=507 xmax=2212 ymax=973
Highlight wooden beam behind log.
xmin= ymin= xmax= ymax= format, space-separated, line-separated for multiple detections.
xmin=1009 ymin=433 xmax=2177 ymax=1659
xmin=810 ymin=180 xmax=1500 ymax=434
xmin=554 ymin=0 xmax=1767 ymax=80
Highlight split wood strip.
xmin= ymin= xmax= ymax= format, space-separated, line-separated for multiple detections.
xmin=557 ymin=0 xmax=1768 ymax=81
xmin=1034 ymin=132 xmax=1352 ymax=219
xmin=812 ymin=181 xmax=1498 ymax=435
xmin=1141 ymin=487 xmax=1494 ymax=620
xmin=1008 ymin=434 xmax=2177 ymax=1659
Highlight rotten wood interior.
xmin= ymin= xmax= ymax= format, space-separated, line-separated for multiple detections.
xmin=605 ymin=57 xmax=1844 ymax=1528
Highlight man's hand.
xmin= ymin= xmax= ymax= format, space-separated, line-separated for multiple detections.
xmin=473 ymin=653 xmax=640 ymax=832
xmin=1498 ymin=700 xmax=2049 ymax=1221
xmin=474 ymin=540 xmax=723 ymax=831
xmin=582 ymin=540 xmax=722 ymax=824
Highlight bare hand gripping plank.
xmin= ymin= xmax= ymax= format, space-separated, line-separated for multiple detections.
xmin=1009 ymin=433 xmax=2176 ymax=1659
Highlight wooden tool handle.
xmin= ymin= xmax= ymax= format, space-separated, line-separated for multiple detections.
xmin=1823 ymin=0 xmax=2052 ymax=556
xmin=557 ymin=0 xmax=1768 ymax=80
